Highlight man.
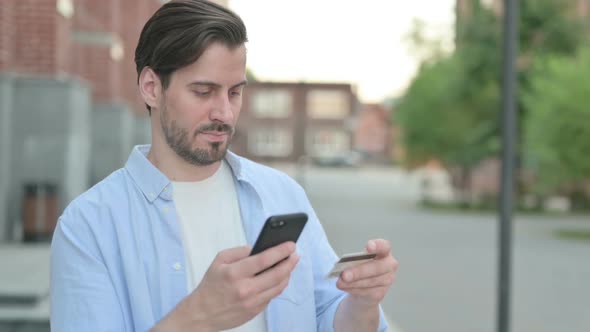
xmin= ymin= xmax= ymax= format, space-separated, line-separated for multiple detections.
xmin=50 ymin=1 xmax=398 ymax=331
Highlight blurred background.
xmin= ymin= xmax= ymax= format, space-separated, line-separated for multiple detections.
xmin=0 ymin=0 xmax=589 ymax=331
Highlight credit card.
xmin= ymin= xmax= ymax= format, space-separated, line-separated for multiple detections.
xmin=325 ymin=251 xmax=377 ymax=279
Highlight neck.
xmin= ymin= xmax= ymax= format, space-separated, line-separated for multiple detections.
xmin=147 ymin=137 xmax=222 ymax=182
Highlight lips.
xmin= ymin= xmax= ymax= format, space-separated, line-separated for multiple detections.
xmin=199 ymin=131 xmax=228 ymax=142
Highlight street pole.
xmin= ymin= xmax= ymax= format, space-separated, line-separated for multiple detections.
xmin=498 ymin=0 xmax=518 ymax=332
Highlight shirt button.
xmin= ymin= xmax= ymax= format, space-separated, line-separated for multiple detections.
xmin=163 ymin=186 xmax=168 ymax=192
xmin=162 ymin=207 xmax=169 ymax=213
xmin=173 ymin=262 xmax=182 ymax=271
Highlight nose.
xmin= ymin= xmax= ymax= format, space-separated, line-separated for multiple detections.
xmin=210 ymin=93 xmax=234 ymax=124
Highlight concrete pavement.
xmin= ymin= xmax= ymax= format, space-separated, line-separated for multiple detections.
xmin=300 ymin=166 xmax=590 ymax=332
xmin=0 ymin=244 xmax=50 ymax=332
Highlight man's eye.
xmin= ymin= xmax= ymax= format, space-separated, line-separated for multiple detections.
xmin=193 ymin=90 xmax=211 ymax=96
xmin=230 ymin=90 xmax=242 ymax=97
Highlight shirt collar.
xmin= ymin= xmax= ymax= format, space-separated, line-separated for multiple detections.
xmin=124 ymin=145 xmax=251 ymax=203
xmin=225 ymin=150 xmax=247 ymax=181
xmin=125 ymin=145 xmax=172 ymax=202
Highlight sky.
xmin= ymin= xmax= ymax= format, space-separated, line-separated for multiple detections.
xmin=229 ymin=0 xmax=456 ymax=103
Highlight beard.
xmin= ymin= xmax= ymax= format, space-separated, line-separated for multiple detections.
xmin=159 ymin=104 xmax=234 ymax=166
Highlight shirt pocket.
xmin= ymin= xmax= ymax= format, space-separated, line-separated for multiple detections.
xmin=275 ymin=249 xmax=314 ymax=305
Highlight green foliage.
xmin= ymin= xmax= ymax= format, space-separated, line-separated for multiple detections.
xmin=519 ymin=0 xmax=584 ymax=57
xmin=396 ymin=0 xmax=588 ymax=196
xmin=397 ymin=0 xmax=501 ymax=169
xmin=405 ymin=18 xmax=453 ymax=65
xmin=395 ymin=54 xmax=499 ymax=168
xmin=395 ymin=57 xmax=462 ymax=165
xmin=554 ymin=228 xmax=590 ymax=242
xmin=523 ymin=48 xmax=590 ymax=194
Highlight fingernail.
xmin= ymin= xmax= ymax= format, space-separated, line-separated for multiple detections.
xmin=367 ymin=240 xmax=376 ymax=252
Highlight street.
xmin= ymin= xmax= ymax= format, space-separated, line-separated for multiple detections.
xmin=300 ymin=166 xmax=590 ymax=332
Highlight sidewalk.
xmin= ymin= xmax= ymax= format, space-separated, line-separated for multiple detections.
xmin=0 ymin=243 xmax=50 ymax=325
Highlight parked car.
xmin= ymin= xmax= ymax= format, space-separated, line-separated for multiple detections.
xmin=312 ymin=152 xmax=361 ymax=167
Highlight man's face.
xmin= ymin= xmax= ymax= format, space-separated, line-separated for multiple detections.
xmin=158 ymin=42 xmax=247 ymax=166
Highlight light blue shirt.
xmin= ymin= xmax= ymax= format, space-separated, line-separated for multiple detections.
xmin=50 ymin=145 xmax=388 ymax=331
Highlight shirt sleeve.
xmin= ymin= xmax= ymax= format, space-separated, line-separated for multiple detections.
xmin=296 ymin=189 xmax=389 ymax=332
xmin=50 ymin=209 xmax=127 ymax=331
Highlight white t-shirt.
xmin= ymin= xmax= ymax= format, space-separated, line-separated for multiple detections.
xmin=172 ymin=161 xmax=267 ymax=332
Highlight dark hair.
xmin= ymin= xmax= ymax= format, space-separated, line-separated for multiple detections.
xmin=135 ymin=0 xmax=248 ymax=114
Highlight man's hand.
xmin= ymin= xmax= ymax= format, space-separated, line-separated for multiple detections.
xmin=152 ymin=242 xmax=299 ymax=332
xmin=336 ymin=239 xmax=398 ymax=308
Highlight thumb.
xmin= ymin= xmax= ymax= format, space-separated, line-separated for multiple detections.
xmin=215 ymin=245 xmax=252 ymax=264
xmin=366 ymin=239 xmax=391 ymax=259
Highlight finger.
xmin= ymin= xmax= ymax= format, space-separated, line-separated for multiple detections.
xmin=251 ymin=253 xmax=300 ymax=293
xmin=341 ymin=286 xmax=388 ymax=302
xmin=236 ymin=241 xmax=296 ymax=276
xmin=341 ymin=256 xmax=398 ymax=283
xmin=216 ymin=245 xmax=252 ymax=265
xmin=338 ymin=271 xmax=395 ymax=290
xmin=366 ymin=239 xmax=391 ymax=259
xmin=248 ymin=274 xmax=291 ymax=309
xmin=233 ymin=277 xmax=291 ymax=320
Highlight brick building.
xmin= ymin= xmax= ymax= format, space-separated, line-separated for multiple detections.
xmin=0 ymin=0 xmax=161 ymax=108
xmin=232 ymin=82 xmax=358 ymax=164
xmin=0 ymin=0 xmax=161 ymax=242
xmin=353 ymin=103 xmax=394 ymax=164
xmin=456 ymin=0 xmax=502 ymax=18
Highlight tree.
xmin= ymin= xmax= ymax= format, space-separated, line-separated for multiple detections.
xmin=396 ymin=0 xmax=588 ymax=202
xmin=523 ymin=48 xmax=590 ymax=207
xmin=396 ymin=55 xmax=499 ymax=168
xmin=397 ymin=0 xmax=500 ymax=194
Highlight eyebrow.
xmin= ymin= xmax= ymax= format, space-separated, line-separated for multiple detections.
xmin=187 ymin=80 xmax=248 ymax=90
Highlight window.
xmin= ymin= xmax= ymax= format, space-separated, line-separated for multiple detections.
xmin=57 ymin=0 xmax=74 ymax=18
xmin=306 ymin=90 xmax=349 ymax=119
xmin=248 ymin=127 xmax=293 ymax=157
xmin=251 ymin=89 xmax=292 ymax=118
xmin=307 ymin=129 xmax=349 ymax=157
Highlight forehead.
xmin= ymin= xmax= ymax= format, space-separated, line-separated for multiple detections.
xmin=171 ymin=42 xmax=247 ymax=85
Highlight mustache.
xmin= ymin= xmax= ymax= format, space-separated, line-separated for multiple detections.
xmin=196 ymin=123 xmax=234 ymax=135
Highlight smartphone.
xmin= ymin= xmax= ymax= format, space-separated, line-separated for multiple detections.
xmin=250 ymin=213 xmax=308 ymax=257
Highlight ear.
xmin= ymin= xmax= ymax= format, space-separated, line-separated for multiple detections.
xmin=138 ymin=67 xmax=161 ymax=110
